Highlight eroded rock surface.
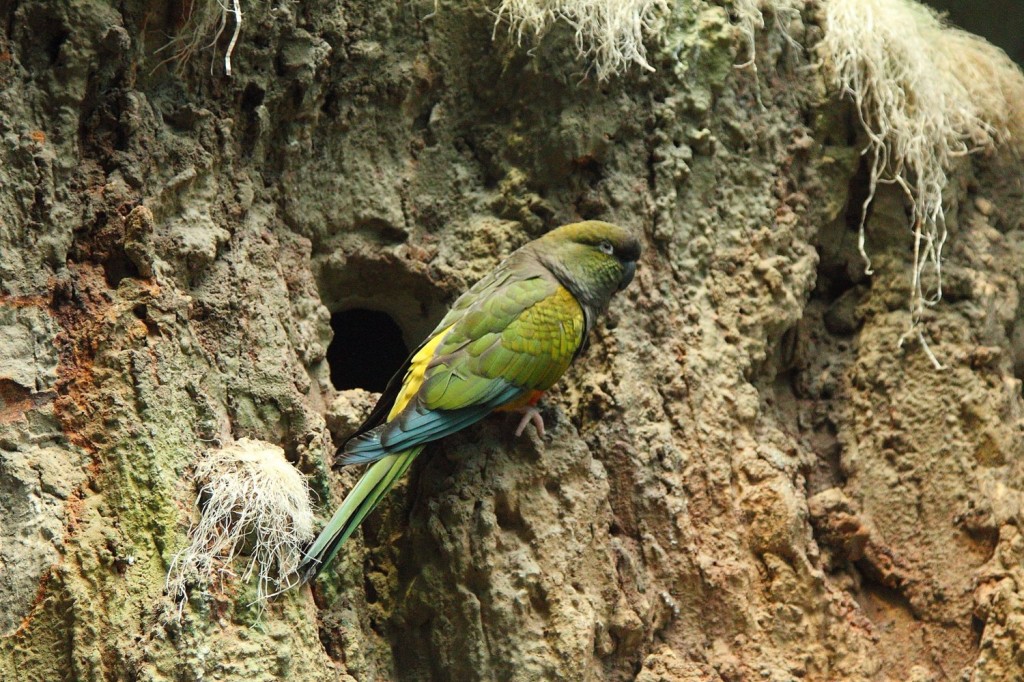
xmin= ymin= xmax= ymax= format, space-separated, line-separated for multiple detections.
xmin=1 ymin=1 xmax=1022 ymax=680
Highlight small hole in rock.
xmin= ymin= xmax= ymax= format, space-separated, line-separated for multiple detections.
xmin=240 ymin=82 xmax=265 ymax=112
xmin=104 ymin=254 xmax=139 ymax=289
xmin=328 ymin=308 xmax=409 ymax=393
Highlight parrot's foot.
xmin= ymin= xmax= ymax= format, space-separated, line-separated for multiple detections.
xmin=514 ymin=407 xmax=545 ymax=438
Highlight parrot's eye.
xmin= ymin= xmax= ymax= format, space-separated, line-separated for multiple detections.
xmin=598 ymin=240 xmax=614 ymax=256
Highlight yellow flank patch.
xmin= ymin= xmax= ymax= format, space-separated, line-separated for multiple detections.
xmin=502 ymin=286 xmax=584 ymax=363
xmin=388 ymin=325 xmax=454 ymax=421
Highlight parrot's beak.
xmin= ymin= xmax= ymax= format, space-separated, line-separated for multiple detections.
xmin=618 ymin=261 xmax=636 ymax=291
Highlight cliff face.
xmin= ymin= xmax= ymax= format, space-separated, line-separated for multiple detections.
xmin=1 ymin=1 xmax=1023 ymax=680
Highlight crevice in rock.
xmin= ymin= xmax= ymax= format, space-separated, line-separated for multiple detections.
xmin=766 ymin=153 xmax=876 ymax=497
xmin=842 ymin=154 xmax=874 ymax=241
xmin=853 ymin=563 xmax=919 ymax=621
xmin=1011 ymin=295 xmax=1024 ymax=387
xmin=493 ymin=489 xmax=532 ymax=541
xmin=971 ymin=614 xmax=985 ymax=647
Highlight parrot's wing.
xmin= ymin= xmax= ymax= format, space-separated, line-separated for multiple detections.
xmin=338 ymin=259 xmax=523 ymax=450
xmin=341 ymin=272 xmax=585 ymax=464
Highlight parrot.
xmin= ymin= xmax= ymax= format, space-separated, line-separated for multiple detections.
xmin=299 ymin=220 xmax=641 ymax=581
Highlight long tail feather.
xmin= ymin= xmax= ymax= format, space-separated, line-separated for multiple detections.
xmin=299 ymin=446 xmax=422 ymax=582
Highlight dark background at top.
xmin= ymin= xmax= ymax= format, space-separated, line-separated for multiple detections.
xmin=925 ymin=0 xmax=1024 ymax=65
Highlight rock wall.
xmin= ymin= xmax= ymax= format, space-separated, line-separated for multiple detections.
xmin=1 ymin=1 xmax=1022 ymax=680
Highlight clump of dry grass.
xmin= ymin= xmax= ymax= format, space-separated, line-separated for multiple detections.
xmin=166 ymin=439 xmax=314 ymax=614
xmin=492 ymin=0 xmax=669 ymax=80
xmin=822 ymin=0 xmax=1024 ymax=367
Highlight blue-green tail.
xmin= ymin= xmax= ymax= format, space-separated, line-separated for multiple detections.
xmin=299 ymin=447 xmax=422 ymax=582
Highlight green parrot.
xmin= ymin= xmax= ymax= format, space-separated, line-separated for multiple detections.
xmin=299 ymin=220 xmax=641 ymax=581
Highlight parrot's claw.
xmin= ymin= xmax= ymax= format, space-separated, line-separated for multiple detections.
xmin=514 ymin=407 xmax=545 ymax=438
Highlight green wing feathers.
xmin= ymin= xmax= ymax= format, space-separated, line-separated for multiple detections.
xmin=421 ymin=279 xmax=585 ymax=410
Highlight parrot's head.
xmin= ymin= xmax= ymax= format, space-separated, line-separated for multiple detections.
xmin=533 ymin=220 xmax=641 ymax=315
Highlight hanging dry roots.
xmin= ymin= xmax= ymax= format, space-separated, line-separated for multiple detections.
xmin=155 ymin=0 xmax=243 ymax=76
xmin=821 ymin=0 xmax=1024 ymax=367
xmin=492 ymin=0 xmax=669 ymax=80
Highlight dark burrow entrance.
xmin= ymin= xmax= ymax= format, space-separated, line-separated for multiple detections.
xmin=327 ymin=308 xmax=410 ymax=393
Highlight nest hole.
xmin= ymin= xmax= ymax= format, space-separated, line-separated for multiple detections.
xmin=327 ymin=308 xmax=409 ymax=393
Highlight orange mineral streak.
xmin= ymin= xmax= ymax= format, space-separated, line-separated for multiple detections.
xmin=0 ymin=293 xmax=49 ymax=308
xmin=51 ymin=264 xmax=109 ymax=455
xmin=16 ymin=265 xmax=149 ymax=636
xmin=12 ymin=571 xmax=52 ymax=638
